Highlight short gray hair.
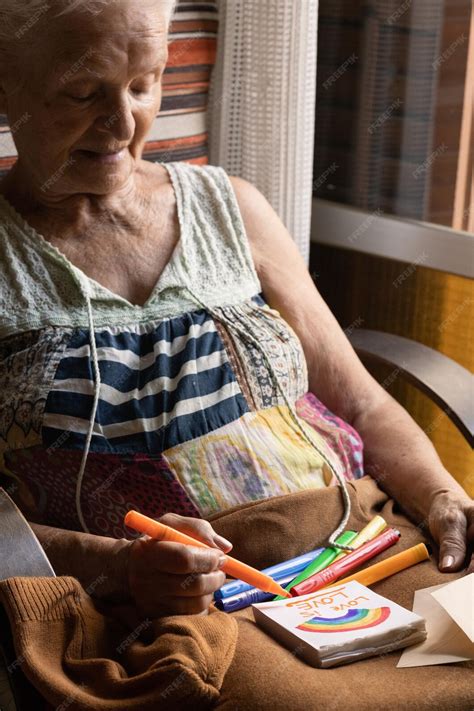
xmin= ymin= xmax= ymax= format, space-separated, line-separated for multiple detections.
xmin=0 ymin=0 xmax=176 ymax=46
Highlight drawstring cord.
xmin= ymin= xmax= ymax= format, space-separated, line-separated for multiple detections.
xmin=75 ymin=283 xmax=102 ymax=534
xmin=183 ymin=286 xmax=355 ymax=553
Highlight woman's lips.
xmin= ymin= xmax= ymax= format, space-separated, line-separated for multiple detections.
xmin=75 ymin=149 xmax=126 ymax=164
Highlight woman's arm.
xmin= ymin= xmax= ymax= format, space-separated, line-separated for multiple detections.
xmin=30 ymin=522 xmax=131 ymax=601
xmin=229 ymin=176 xmax=473 ymax=573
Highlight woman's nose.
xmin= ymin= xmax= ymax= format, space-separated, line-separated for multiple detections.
xmin=96 ymin=94 xmax=135 ymax=141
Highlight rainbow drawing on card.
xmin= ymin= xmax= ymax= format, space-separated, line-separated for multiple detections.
xmin=296 ymin=607 xmax=391 ymax=633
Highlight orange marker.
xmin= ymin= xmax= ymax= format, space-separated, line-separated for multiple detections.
xmin=324 ymin=542 xmax=430 ymax=588
xmin=124 ymin=510 xmax=292 ymax=599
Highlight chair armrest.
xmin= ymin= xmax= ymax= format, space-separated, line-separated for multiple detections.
xmin=348 ymin=329 xmax=474 ymax=447
xmin=0 ymin=489 xmax=55 ymax=581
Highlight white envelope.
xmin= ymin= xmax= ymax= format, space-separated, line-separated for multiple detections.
xmin=397 ymin=573 xmax=474 ymax=668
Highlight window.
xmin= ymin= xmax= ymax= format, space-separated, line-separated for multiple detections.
xmin=313 ymin=0 xmax=472 ymax=231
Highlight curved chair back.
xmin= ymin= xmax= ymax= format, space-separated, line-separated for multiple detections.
xmin=0 ymin=489 xmax=55 ymax=711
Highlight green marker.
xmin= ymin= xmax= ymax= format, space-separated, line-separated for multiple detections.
xmin=273 ymin=530 xmax=358 ymax=600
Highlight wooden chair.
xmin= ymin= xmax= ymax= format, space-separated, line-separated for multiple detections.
xmin=0 ymin=491 xmax=55 ymax=711
xmin=349 ymin=329 xmax=473 ymax=447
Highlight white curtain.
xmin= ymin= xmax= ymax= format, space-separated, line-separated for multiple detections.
xmin=208 ymin=0 xmax=319 ymax=264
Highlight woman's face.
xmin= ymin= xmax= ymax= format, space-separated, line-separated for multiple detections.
xmin=1 ymin=0 xmax=171 ymax=198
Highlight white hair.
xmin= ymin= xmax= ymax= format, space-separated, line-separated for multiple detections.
xmin=0 ymin=0 xmax=176 ymax=46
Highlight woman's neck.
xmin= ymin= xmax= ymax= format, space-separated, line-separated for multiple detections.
xmin=0 ymin=159 xmax=144 ymax=236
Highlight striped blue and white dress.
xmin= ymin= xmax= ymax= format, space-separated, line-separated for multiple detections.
xmin=0 ymin=161 xmax=364 ymax=538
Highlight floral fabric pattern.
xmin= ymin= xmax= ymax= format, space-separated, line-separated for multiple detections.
xmin=213 ymin=300 xmax=308 ymax=410
xmin=0 ymin=328 xmax=71 ymax=464
xmin=296 ymin=392 xmax=364 ymax=481
xmin=4 ymin=447 xmax=200 ymax=535
xmin=163 ymin=404 xmax=336 ymax=517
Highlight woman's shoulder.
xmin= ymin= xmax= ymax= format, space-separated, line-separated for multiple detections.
xmin=225 ymin=175 xmax=296 ymax=278
xmin=138 ymin=157 xmax=259 ymax=206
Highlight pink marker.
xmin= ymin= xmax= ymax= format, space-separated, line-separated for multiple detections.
xmin=290 ymin=528 xmax=401 ymax=596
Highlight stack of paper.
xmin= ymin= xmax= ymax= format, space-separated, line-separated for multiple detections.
xmin=397 ymin=573 xmax=474 ymax=667
xmin=252 ymin=580 xmax=426 ymax=668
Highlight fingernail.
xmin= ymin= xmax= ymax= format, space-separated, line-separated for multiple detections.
xmin=215 ymin=534 xmax=232 ymax=549
xmin=441 ymin=555 xmax=454 ymax=569
xmin=217 ymin=555 xmax=227 ymax=568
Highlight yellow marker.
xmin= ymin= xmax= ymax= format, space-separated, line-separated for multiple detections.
xmin=327 ymin=542 xmax=430 ymax=588
xmin=333 ymin=515 xmax=387 ymax=562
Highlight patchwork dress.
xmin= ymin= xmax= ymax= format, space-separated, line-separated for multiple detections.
xmin=0 ymin=161 xmax=364 ymax=538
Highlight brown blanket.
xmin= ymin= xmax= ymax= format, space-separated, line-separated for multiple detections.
xmin=209 ymin=476 xmax=474 ymax=710
xmin=0 ymin=477 xmax=472 ymax=710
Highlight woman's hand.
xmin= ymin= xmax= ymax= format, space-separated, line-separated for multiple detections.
xmin=127 ymin=513 xmax=233 ymax=617
xmin=428 ymin=491 xmax=474 ymax=574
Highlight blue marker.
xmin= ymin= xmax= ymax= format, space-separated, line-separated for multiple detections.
xmin=214 ymin=547 xmax=324 ymax=600
xmin=214 ymin=573 xmax=297 ymax=612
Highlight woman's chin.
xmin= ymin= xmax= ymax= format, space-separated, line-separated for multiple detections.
xmin=69 ymin=151 xmax=134 ymax=192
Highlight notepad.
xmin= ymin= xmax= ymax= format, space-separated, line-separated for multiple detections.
xmin=252 ymin=580 xmax=426 ymax=668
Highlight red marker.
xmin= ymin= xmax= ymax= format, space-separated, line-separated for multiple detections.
xmin=290 ymin=527 xmax=401 ymax=596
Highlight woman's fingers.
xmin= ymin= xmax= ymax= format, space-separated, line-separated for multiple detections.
xmin=437 ymin=510 xmax=467 ymax=571
xmin=127 ymin=513 xmax=233 ymax=617
xmin=150 ymin=569 xmax=226 ymax=598
xmin=429 ymin=492 xmax=473 ymax=572
xmin=128 ymin=537 xmax=228 ymax=616
xmin=155 ymin=541 xmax=227 ymax=575
xmin=211 ymin=533 xmax=234 ymax=553
xmin=159 ymin=513 xmax=233 ymax=552
xmin=132 ymin=539 xmax=227 ymax=575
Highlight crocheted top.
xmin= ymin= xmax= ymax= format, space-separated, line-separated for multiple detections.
xmin=0 ymin=162 xmax=260 ymax=337
xmin=0 ymin=161 xmax=364 ymax=542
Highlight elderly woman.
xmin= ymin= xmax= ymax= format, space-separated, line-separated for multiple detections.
xmin=0 ymin=0 xmax=472 ymax=623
